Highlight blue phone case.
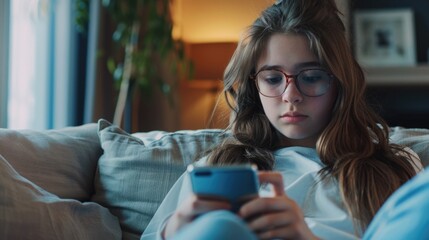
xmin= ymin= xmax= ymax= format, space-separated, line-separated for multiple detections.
xmin=187 ymin=165 xmax=259 ymax=212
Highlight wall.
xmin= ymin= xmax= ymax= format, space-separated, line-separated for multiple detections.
xmin=179 ymin=43 xmax=236 ymax=130
xmin=351 ymin=1 xmax=429 ymax=128
xmin=172 ymin=0 xmax=272 ymax=43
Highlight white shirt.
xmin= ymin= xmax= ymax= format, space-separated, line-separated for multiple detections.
xmin=143 ymin=146 xmax=410 ymax=240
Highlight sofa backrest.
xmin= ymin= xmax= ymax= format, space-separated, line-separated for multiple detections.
xmin=2 ymin=119 xmax=428 ymax=240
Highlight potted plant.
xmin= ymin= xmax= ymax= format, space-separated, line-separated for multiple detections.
xmin=76 ymin=0 xmax=192 ymax=130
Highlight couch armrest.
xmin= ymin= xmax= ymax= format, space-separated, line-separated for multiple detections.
xmin=0 ymin=123 xmax=102 ymax=201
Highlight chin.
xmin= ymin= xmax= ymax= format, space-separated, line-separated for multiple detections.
xmin=277 ymin=126 xmax=318 ymax=143
xmin=280 ymin=130 xmax=310 ymax=140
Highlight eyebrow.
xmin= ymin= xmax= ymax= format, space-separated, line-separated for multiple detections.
xmin=258 ymin=61 xmax=322 ymax=72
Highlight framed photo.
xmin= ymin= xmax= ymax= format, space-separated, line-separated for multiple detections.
xmin=354 ymin=9 xmax=416 ymax=67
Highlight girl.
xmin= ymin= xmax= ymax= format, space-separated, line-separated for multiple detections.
xmin=142 ymin=0 xmax=421 ymax=239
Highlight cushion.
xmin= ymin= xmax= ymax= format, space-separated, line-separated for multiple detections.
xmin=92 ymin=119 xmax=229 ymax=240
xmin=0 ymin=123 xmax=102 ymax=201
xmin=389 ymin=126 xmax=429 ymax=167
xmin=0 ymin=154 xmax=121 ymax=240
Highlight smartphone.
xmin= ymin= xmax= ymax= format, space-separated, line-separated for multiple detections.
xmin=187 ymin=164 xmax=259 ymax=212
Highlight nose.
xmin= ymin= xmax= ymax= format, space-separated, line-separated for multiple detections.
xmin=281 ymin=80 xmax=303 ymax=103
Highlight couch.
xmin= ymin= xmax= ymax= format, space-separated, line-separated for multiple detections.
xmin=1 ymin=119 xmax=428 ymax=240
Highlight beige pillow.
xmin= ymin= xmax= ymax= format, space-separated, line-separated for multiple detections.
xmin=0 ymin=154 xmax=121 ymax=240
xmin=0 ymin=123 xmax=102 ymax=201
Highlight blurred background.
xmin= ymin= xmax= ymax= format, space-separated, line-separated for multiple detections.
xmin=0 ymin=0 xmax=428 ymax=132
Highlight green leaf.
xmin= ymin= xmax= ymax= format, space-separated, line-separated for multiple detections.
xmin=113 ymin=23 xmax=127 ymax=42
xmin=89 ymin=0 xmax=193 ymax=106
xmin=113 ymin=64 xmax=124 ymax=81
xmin=161 ymin=82 xmax=171 ymax=94
xmin=102 ymin=0 xmax=111 ymax=7
xmin=107 ymin=58 xmax=116 ymax=74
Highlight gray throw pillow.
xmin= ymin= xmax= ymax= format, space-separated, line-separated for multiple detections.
xmin=389 ymin=126 xmax=429 ymax=167
xmin=92 ymin=119 xmax=228 ymax=240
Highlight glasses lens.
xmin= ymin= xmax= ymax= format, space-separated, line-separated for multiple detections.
xmin=256 ymin=70 xmax=286 ymax=97
xmin=296 ymin=69 xmax=332 ymax=96
xmin=255 ymin=69 xmax=332 ymax=97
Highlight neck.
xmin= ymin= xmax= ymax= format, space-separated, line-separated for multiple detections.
xmin=278 ymin=135 xmax=318 ymax=148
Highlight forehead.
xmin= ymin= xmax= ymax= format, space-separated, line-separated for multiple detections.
xmin=256 ymin=33 xmax=318 ymax=72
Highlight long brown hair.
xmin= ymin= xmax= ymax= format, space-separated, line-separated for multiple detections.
xmin=207 ymin=0 xmax=418 ymax=232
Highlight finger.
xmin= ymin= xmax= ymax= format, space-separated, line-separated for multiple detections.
xmin=257 ymin=219 xmax=314 ymax=240
xmin=189 ymin=195 xmax=232 ymax=215
xmin=239 ymin=197 xmax=291 ymax=219
xmin=258 ymin=226 xmax=299 ymax=240
xmin=247 ymin=211 xmax=295 ymax=232
xmin=258 ymin=171 xmax=285 ymax=196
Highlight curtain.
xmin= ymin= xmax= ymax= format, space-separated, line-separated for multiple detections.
xmin=82 ymin=0 xmax=100 ymax=124
xmin=51 ymin=0 xmax=78 ymax=128
xmin=0 ymin=0 xmax=10 ymax=128
xmin=83 ymin=0 xmax=116 ymax=126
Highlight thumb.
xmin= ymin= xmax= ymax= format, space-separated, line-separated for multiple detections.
xmin=258 ymin=171 xmax=285 ymax=196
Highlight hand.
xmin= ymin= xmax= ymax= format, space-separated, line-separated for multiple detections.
xmin=239 ymin=171 xmax=319 ymax=240
xmin=163 ymin=194 xmax=231 ymax=238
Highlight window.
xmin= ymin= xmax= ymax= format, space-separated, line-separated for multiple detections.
xmin=6 ymin=0 xmax=77 ymax=130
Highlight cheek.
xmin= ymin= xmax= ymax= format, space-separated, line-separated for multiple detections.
xmin=259 ymin=96 xmax=277 ymax=118
xmin=312 ymin=92 xmax=337 ymax=122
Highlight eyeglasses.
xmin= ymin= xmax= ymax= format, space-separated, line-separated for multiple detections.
xmin=252 ymin=68 xmax=334 ymax=97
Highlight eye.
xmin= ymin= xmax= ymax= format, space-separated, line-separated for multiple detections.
xmin=258 ymin=70 xmax=284 ymax=85
xmin=298 ymin=70 xmax=330 ymax=84
xmin=301 ymin=75 xmax=322 ymax=84
xmin=264 ymin=76 xmax=283 ymax=85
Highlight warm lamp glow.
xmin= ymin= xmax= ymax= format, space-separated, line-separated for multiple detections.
xmin=172 ymin=0 xmax=272 ymax=43
xmin=174 ymin=0 xmax=274 ymax=130
xmin=186 ymin=42 xmax=237 ymax=80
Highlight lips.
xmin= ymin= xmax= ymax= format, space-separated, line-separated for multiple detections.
xmin=280 ymin=112 xmax=308 ymax=123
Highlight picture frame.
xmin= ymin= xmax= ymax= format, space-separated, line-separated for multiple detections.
xmin=354 ymin=9 xmax=416 ymax=67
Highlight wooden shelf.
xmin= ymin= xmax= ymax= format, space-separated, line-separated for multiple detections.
xmin=364 ymin=65 xmax=429 ymax=85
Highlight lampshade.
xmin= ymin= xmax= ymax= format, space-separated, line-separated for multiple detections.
xmin=172 ymin=0 xmax=271 ymax=43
